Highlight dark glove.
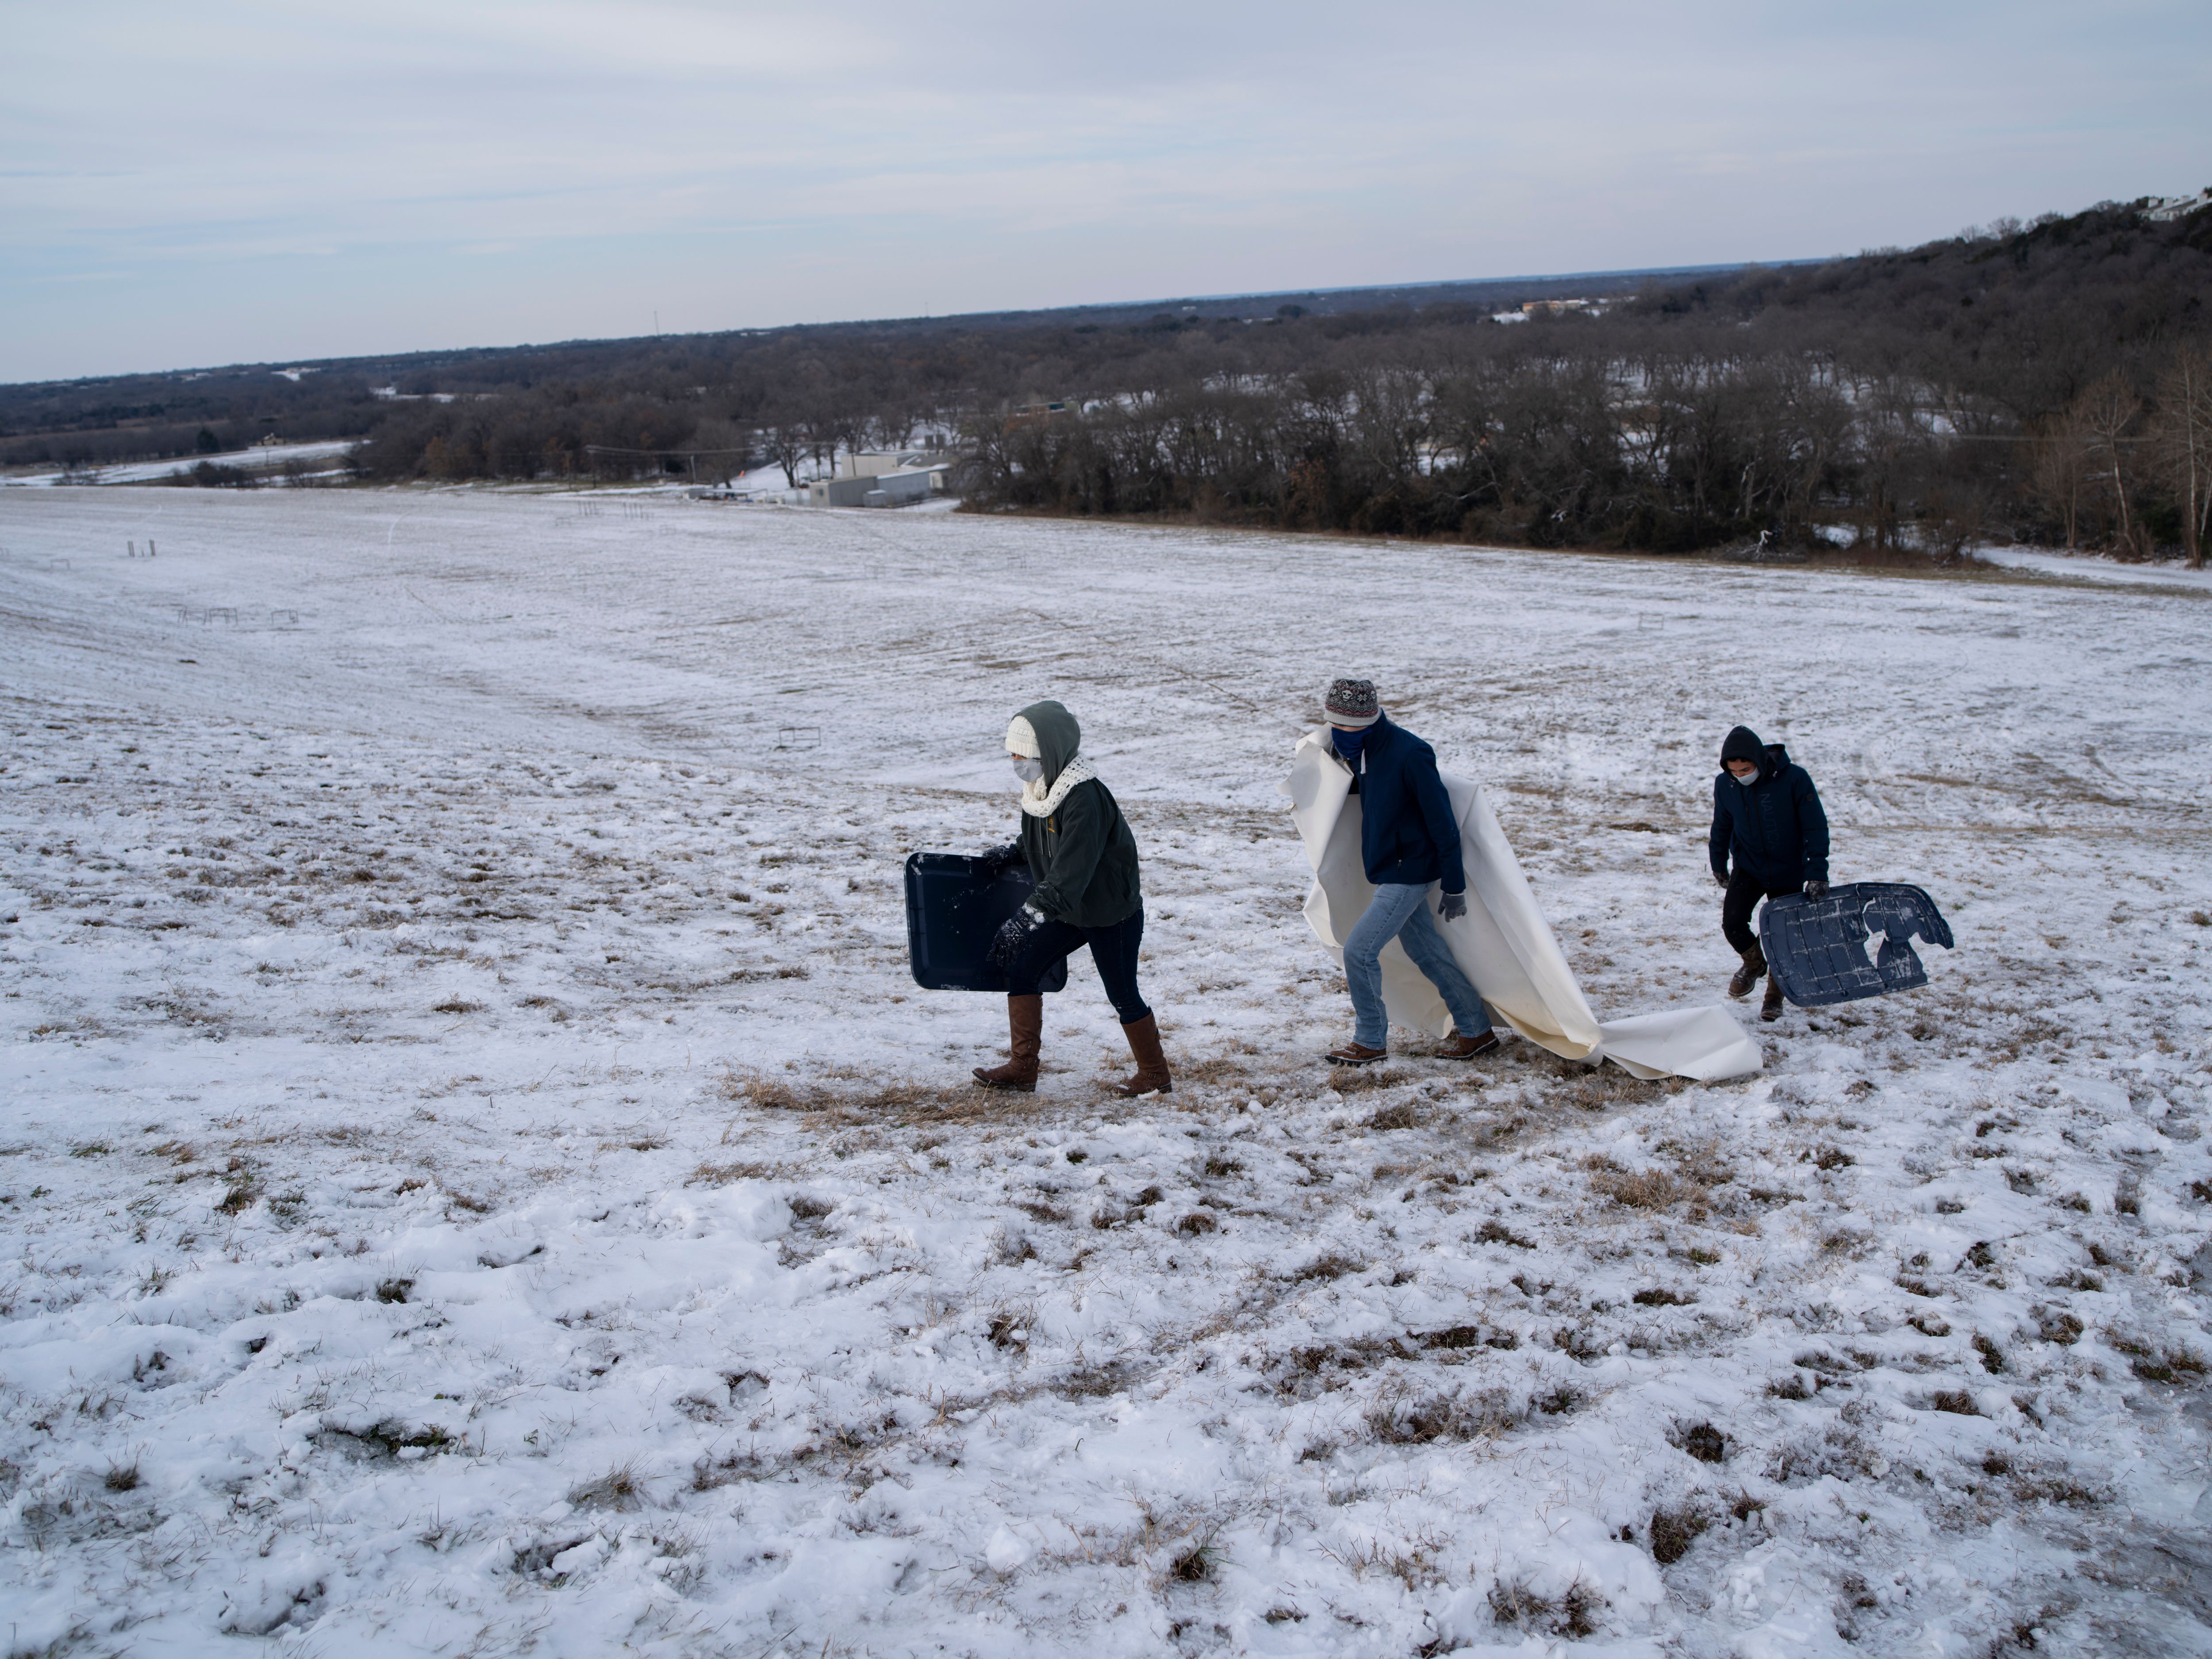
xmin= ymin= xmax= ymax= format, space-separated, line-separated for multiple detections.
xmin=987 ymin=902 xmax=1045 ymax=968
xmin=1439 ymin=890 xmax=1467 ymax=922
xmin=1713 ymin=869 xmax=1729 ymax=890
xmin=1804 ymin=879 xmax=1829 ymax=900
xmin=977 ymin=841 xmax=1023 ymax=876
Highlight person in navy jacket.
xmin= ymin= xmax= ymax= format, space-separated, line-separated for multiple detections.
xmin=1321 ymin=678 xmax=1498 ymax=1066
xmin=1709 ymin=724 xmax=1831 ymax=1023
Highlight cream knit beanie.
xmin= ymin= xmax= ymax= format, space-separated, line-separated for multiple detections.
xmin=1004 ymin=715 xmax=1042 ymax=758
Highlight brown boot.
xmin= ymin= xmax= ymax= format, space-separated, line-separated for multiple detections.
xmin=1437 ymin=1029 xmax=1499 ymax=1060
xmin=1728 ymin=943 xmax=1767 ymax=1000
xmin=1326 ymin=1040 xmax=1388 ymax=1066
xmin=972 ymin=995 xmax=1043 ymax=1091
xmin=1111 ymin=1013 xmax=1173 ymax=1097
xmin=1760 ymin=974 xmax=1786 ymax=1023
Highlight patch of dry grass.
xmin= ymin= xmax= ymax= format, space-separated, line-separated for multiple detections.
xmin=1475 ymin=1218 xmax=1537 ymax=1249
xmin=688 ymin=1160 xmax=786 ymax=1186
xmin=1491 ymin=1577 xmax=1605 ymax=1636
xmin=1585 ymin=1154 xmax=1694 ymax=1211
xmin=1366 ymin=1384 xmax=1523 ymax=1444
xmin=717 ymin=1067 xmax=949 ymax=1116
xmin=1540 ymin=1053 xmax=1677 ymax=1112
xmin=1648 ymin=1505 xmax=1709 ymax=1565
xmin=569 ymin=1462 xmax=645 ymax=1511
xmin=1326 ymin=1067 xmax=1407 ymax=1095
xmin=1174 ymin=1056 xmax=1252 ymax=1087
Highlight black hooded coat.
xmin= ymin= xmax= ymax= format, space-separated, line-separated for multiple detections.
xmin=1708 ymin=725 xmax=1830 ymax=890
xmin=1013 ymin=701 xmax=1142 ymax=929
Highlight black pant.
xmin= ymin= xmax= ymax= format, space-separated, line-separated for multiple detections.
xmin=1005 ymin=907 xmax=1149 ymax=1025
xmin=1723 ymin=866 xmax=1801 ymax=954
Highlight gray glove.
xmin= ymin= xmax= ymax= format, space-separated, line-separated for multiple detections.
xmin=987 ymin=902 xmax=1045 ymax=968
xmin=1804 ymin=879 xmax=1830 ymax=900
xmin=1440 ymin=890 xmax=1467 ymax=922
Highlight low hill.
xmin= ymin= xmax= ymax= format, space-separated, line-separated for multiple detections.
xmin=1635 ymin=195 xmax=2212 ymax=415
xmin=0 ymin=263 xmax=1764 ymax=473
xmin=7 ymin=194 xmax=2208 ymax=561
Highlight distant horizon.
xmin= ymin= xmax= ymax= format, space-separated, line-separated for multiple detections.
xmin=0 ymin=255 xmax=1840 ymax=390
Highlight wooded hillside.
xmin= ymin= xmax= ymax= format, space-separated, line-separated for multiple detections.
xmin=7 ymin=196 xmax=2207 ymax=559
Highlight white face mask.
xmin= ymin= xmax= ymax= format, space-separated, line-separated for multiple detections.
xmin=1010 ymin=754 xmax=1044 ymax=784
xmin=1733 ymin=768 xmax=1759 ymax=786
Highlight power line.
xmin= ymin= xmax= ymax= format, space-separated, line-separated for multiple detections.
xmin=582 ymin=443 xmax=757 ymax=457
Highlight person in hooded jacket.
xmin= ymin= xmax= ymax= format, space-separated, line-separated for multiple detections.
xmin=971 ymin=700 xmax=1171 ymax=1097
xmin=1320 ymin=678 xmax=1498 ymax=1066
xmin=1709 ymin=724 xmax=1831 ymax=1023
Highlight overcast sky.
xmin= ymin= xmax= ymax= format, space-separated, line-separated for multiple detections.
xmin=4 ymin=0 xmax=2207 ymax=383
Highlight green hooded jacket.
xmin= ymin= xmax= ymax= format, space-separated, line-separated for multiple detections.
xmin=1014 ymin=700 xmax=1142 ymax=929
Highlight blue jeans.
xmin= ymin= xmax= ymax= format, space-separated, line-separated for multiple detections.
xmin=1344 ymin=884 xmax=1493 ymax=1049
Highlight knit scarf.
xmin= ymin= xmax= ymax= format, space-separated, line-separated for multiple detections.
xmin=1020 ymin=754 xmax=1097 ymax=818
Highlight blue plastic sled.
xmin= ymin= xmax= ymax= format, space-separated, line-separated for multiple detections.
xmin=1759 ymin=883 xmax=1955 ymax=1008
xmin=904 ymin=852 xmax=1070 ymax=993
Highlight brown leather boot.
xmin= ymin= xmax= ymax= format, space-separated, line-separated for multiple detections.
xmin=1437 ymin=1029 xmax=1500 ymax=1060
xmin=973 ymin=994 xmax=1043 ymax=1091
xmin=1728 ymin=943 xmax=1767 ymax=999
xmin=1326 ymin=1040 xmax=1388 ymax=1066
xmin=1760 ymin=974 xmax=1786 ymax=1023
xmin=1111 ymin=1013 xmax=1173 ymax=1098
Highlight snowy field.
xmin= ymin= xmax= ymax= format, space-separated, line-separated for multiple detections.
xmin=1974 ymin=547 xmax=2212 ymax=595
xmin=1 ymin=443 xmax=356 ymax=490
xmin=2 ymin=489 xmax=2210 ymax=1658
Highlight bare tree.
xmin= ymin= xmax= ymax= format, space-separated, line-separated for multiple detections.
xmin=870 ymin=399 xmax=922 ymax=452
xmin=822 ymin=394 xmax=871 ymax=477
xmin=2075 ymin=375 xmax=2143 ymax=554
xmin=763 ymin=418 xmax=808 ymax=488
xmin=1854 ymin=376 xmax=1924 ymax=552
xmin=687 ymin=417 xmax=753 ymax=486
xmin=2152 ymin=345 xmax=2212 ymax=567
xmin=2029 ymin=407 xmax=2091 ymax=550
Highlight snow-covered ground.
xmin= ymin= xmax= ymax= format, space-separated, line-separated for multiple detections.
xmin=1 ymin=442 xmax=356 ymax=489
xmin=1975 ymin=546 xmax=2212 ymax=594
xmin=2 ymin=492 xmax=2209 ymax=1658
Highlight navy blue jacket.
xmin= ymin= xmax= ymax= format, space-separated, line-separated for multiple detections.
xmin=1709 ymin=726 xmax=1829 ymax=889
xmin=1343 ymin=716 xmax=1467 ymax=892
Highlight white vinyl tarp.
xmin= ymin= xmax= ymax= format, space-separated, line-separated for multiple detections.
xmin=1282 ymin=729 xmax=1761 ymax=1082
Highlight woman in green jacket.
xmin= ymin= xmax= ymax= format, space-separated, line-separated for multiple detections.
xmin=973 ymin=699 xmax=1170 ymax=1098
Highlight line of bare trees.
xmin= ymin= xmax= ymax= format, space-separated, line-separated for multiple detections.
xmin=338 ymin=323 xmax=2212 ymax=565
xmin=956 ymin=332 xmax=2212 ymax=564
xmin=2030 ymin=350 xmax=2212 ymax=563
xmin=316 ymin=196 xmax=2212 ymax=561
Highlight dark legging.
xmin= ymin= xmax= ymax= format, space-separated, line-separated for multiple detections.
xmin=1723 ymin=865 xmax=1803 ymax=953
xmin=1004 ymin=906 xmax=1149 ymax=1024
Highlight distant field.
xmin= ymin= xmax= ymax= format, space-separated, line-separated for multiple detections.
xmin=1 ymin=439 xmax=356 ymax=487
